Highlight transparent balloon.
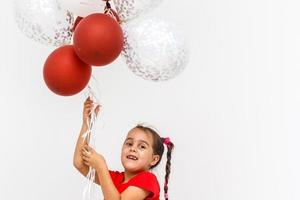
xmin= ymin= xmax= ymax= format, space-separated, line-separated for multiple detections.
xmin=14 ymin=0 xmax=74 ymax=46
xmin=122 ymin=17 xmax=189 ymax=81
xmin=58 ymin=0 xmax=105 ymax=17
xmin=113 ymin=0 xmax=163 ymax=22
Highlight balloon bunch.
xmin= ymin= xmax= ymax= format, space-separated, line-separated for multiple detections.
xmin=14 ymin=0 xmax=189 ymax=97
xmin=42 ymin=1 xmax=123 ymax=96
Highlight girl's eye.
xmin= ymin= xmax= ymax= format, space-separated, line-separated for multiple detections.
xmin=125 ymin=142 xmax=133 ymax=146
xmin=139 ymin=144 xmax=146 ymax=149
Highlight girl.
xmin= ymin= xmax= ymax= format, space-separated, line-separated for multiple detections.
xmin=73 ymin=97 xmax=174 ymax=200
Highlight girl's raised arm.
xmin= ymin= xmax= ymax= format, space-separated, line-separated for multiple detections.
xmin=73 ymin=97 xmax=100 ymax=185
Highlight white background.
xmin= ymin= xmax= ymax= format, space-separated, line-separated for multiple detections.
xmin=0 ymin=0 xmax=297 ymax=199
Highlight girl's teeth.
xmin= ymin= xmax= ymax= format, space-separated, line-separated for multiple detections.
xmin=127 ymin=155 xmax=137 ymax=160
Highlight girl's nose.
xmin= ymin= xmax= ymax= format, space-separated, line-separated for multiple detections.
xmin=129 ymin=145 xmax=137 ymax=152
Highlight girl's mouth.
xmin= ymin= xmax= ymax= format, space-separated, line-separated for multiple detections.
xmin=126 ymin=155 xmax=138 ymax=161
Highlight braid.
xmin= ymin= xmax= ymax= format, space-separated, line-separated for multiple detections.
xmin=164 ymin=142 xmax=174 ymax=200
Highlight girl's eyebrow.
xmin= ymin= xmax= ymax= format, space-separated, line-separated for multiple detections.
xmin=125 ymin=137 xmax=133 ymax=141
xmin=139 ymin=140 xmax=150 ymax=147
xmin=125 ymin=137 xmax=150 ymax=146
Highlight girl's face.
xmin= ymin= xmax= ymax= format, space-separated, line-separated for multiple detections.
xmin=121 ymin=128 xmax=160 ymax=173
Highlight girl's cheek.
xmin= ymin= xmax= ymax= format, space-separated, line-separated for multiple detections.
xmin=122 ymin=147 xmax=129 ymax=153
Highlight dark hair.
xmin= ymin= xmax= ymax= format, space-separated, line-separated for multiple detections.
xmin=135 ymin=124 xmax=174 ymax=200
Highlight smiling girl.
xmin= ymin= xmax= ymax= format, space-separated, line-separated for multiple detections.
xmin=73 ymin=97 xmax=174 ymax=200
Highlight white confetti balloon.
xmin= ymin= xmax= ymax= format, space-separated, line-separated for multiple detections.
xmin=14 ymin=0 xmax=74 ymax=46
xmin=58 ymin=0 xmax=105 ymax=17
xmin=113 ymin=0 xmax=163 ymax=22
xmin=122 ymin=18 xmax=189 ymax=81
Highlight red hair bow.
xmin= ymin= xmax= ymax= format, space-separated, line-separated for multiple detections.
xmin=163 ymin=137 xmax=171 ymax=146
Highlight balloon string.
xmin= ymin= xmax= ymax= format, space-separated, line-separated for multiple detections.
xmin=71 ymin=17 xmax=83 ymax=33
xmin=104 ymin=0 xmax=121 ymax=24
xmin=82 ymin=77 xmax=103 ymax=200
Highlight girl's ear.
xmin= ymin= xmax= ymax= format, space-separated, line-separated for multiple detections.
xmin=150 ymin=155 xmax=160 ymax=167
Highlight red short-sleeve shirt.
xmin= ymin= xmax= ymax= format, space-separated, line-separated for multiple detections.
xmin=109 ymin=170 xmax=160 ymax=200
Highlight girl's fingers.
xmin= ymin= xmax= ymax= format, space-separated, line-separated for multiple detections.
xmin=87 ymin=146 xmax=93 ymax=152
xmin=82 ymin=149 xmax=91 ymax=157
xmin=81 ymin=150 xmax=87 ymax=156
xmin=81 ymin=154 xmax=89 ymax=160
xmin=84 ymin=144 xmax=94 ymax=151
xmin=83 ymin=161 xmax=89 ymax=166
xmin=84 ymin=105 xmax=93 ymax=110
xmin=83 ymin=144 xmax=91 ymax=151
xmin=84 ymin=101 xmax=92 ymax=105
xmin=84 ymin=105 xmax=96 ymax=113
xmin=84 ymin=150 xmax=91 ymax=156
xmin=83 ymin=145 xmax=92 ymax=154
xmin=84 ymin=101 xmax=93 ymax=106
xmin=85 ymin=96 xmax=91 ymax=101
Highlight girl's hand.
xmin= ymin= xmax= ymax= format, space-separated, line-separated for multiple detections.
xmin=83 ymin=97 xmax=101 ymax=125
xmin=81 ymin=144 xmax=106 ymax=171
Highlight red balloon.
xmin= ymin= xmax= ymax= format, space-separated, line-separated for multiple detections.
xmin=43 ymin=45 xmax=92 ymax=96
xmin=73 ymin=13 xmax=124 ymax=66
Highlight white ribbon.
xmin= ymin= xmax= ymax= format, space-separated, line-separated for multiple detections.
xmin=82 ymin=76 xmax=103 ymax=200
